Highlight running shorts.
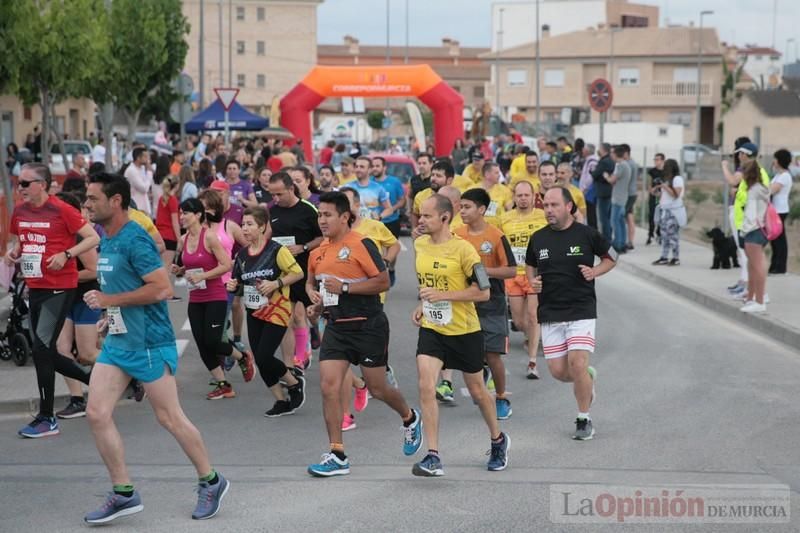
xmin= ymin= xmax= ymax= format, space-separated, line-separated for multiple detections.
xmin=97 ymin=343 xmax=179 ymax=383
xmin=505 ymin=274 xmax=534 ymax=297
xmin=319 ymin=313 xmax=388 ymax=368
xmin=416 ymin=328 xmax=485 ymax=374
xmin=67 ymin=299 xmax=103 ymax=325
xmin=478 ymin=307 xmax=509 ymax=355
xmin=541 ymin=319 xmax=596 ymax=359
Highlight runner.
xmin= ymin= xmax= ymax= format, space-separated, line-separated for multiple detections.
xmin=556 ymin=161 xmax=587 ymax=223
xmin=500 ymin=181 xmax=547 ymax=379
xmin=226 ymin=205 xmax=308 ymax=417
xmin=465 ymin=161 xmax=513 ymax=228
xmin=455 ymin=188 xmax=517 ymax=419
xmin=339 ymin=186 xmax=402 ymax=429
xmin=526 ymin=186 xmax=616 ymax=440
xmin=370 ymin=156 xmax=406 ymax=237
xmin=409 ymin=153 xmax=433 ymax=229
xmin=82 ymin=172 xmax=228 ymax=523
xmin=290 ymin=165 xmax=321 ymax=208
xmin=305 ymin=191 xmax=421 ymax=477
xmin=5 ymin=163 xmax=98 ymax=438
xmin=267 ymin=171 xmax=323 ymax=370
xmin=173 ymin=198 xmax=256 ymax=400
xmin=351 ymin=156 xmax=393 ymax=221
xmin=412 ymin=193 xmax=510 ymax=476
xmin=412 ymin=159 xmax=456 ymax=228
xmin=508 ymin=151 xmax=541 ymax=191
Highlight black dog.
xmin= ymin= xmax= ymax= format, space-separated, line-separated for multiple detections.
xmin=706 ymin=227 xmax=739 ymax=269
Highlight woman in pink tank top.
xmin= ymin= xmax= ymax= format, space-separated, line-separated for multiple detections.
xmin=173 ymin=198 xmax=256 ymax=400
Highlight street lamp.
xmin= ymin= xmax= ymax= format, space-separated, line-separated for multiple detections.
xmin=787 ymin=38 xmax=796 ymax=64
xmin=696 ymin=10 xmax=713 ymax=145
xmin=495 ymin=8 xmax=504 ymax=121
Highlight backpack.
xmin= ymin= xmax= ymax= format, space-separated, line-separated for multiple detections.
xmin=761 ymin=203 xmax=783 ymax=241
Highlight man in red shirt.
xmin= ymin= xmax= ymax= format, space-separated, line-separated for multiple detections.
xmin=319 ymin=140 xmax=335 ymax=166
xmin=5 ymin=163 xmax=100 ymax=438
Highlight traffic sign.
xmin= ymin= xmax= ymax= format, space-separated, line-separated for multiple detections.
xmin=214 ymin=88 xmax=240 ymax=111
xmin=588 ymin=78 xmax=613 ymax=113
xmin=169 ymin=101 xmax=193 ymax=123
xmin=171 ymin=73 xmax=194 ymax=97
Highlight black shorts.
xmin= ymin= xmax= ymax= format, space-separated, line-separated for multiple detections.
xmin=164 ymin=239 xmax=178 ymax=251
xmin=625 ymin=195 xmax=636 ymax=215
xmin=416 ymin=328 xmax=485 ymax=374
xmin=319 ymin=313 xmax=389 ymax=368
xmin=289 ymin=275 xmax=312 ymax=307
xmin=383 ymin=219 xmax=401 ymax=238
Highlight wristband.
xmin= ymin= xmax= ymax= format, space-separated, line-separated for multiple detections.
xmin=277 ymin=278 xmax=284 ymax=289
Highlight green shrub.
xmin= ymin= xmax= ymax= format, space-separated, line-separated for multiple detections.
xmin=686 ymin=187 xmax=710 ymax=204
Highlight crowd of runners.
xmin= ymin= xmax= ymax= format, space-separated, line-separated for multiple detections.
xmin=4 ymin=137 xmax=618 ymax=523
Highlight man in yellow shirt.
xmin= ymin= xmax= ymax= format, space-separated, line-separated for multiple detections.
xmin=438 ymin=186 xmax=465 ymax=231
xmin=466 ymin=161 xmax=513 ymax=229
xmin=556 ymin=161 xmax=586 ymax=223
xmin=500 ymin=180 xmax=547 ymax=379
xmin=508 ymin=145 xmax=530 ymax=183
xmin=412 ymin=193 xmax=509 ymax=476
xmin=461 ymin=151 xmax=485 ymax=185
xmin=509 ymin=152 xmax=541 ymax=192
xmin=337 ymin=157 xmax=357 ymax=186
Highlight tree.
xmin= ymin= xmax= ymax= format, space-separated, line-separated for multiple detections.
xmin=11 ymin=0 xmax=109 ymax=165
xmin=90 ymin=0 xmax=189 ymax=142
xmin=0 ymin=0 xmax=23 ymax=219
xmin=367 ymin=111 xmax=385 ymax=131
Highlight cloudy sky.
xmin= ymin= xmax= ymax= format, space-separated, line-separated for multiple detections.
xmin=318 ymin=0 xmax=799 ymax=60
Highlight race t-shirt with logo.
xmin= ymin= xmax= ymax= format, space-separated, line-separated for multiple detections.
xmin=454 ymin=224 xmax=515 ymax=315
xmin=308 ymin=230 xmax=385 ymax=322
xmin=525 ymin=221 xmax=613 ymax=323
xmin=500 ymin=208 xmax=548 ymax=274
xmin=351 ymin=180 xmax=390 ymax=221
xmin=414 ymin=235 xmax=482 ymax=336
xmin=373 ymin=175 xmax=404 ymax=224
xmin=269 ymin=199 xmax=321 ymax=272
xmin=466 ymin=183 xmax=512 ymax=229
xmin=10 ymin=195 xmax=86 ymax=289
xmin=353 ymin=218 xmax=397 ymax=304
xmin=508 ymin=172 xmax=541 ymax=192
xmin=228 ymin=179 xmax=254 ymax=206
xmin=232 ymin=239 xmax=302 ymax=327
xmin=413 ymin=187 xmax=434 ymax=217
xmin=97 ymin=221 xmax=175 ymax=351
xmin=565 ymin=184 xmax=587 ymax=214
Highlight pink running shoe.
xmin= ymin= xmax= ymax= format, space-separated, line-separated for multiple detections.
xmin=354 ymin=385 xmax=369 ymax=413
xmin=342 ymin=414 xmax=356 ymax=432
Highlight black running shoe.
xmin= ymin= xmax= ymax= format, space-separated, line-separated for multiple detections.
xmin=309 ymin=324 xmax=321 ymax=350
xmin=56 ymin=399 xmax=86 ymax=419
xmin=288 ymin=376 xmax=306 ymax=411
xmin=264 ymin=400 xmax=295 ymax=418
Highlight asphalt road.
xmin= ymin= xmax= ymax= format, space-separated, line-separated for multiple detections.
xmin=0 ymin=236 xmax=798 ymax=532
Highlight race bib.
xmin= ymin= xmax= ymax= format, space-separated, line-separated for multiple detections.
xmin=243 ymin=284 xmax=266 ymax=310
xmin=485 ymin=201 xmax=499 ymax=217
xmin=422 ymin=300 xmax=453 ymax=326
xmin=273 ymin=236 xmax=296 ymax=247
xmin=20 ymin=253 xmax=43 ymax=279
xmin=320 ymin=284 xmax=339 ymax=307
xmin=359 ymin=207 xmax=373 ymax=220
xmin=185 ymin=268 xmax=206 ymax=290
xmin=107 ymin=306 xmax=128 ymax=335
xmin=512 ymin=247 xmax=527 ymax=266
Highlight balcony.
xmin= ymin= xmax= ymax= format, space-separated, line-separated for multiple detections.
xmin=651 ymin=81 xmax=712 ymax=97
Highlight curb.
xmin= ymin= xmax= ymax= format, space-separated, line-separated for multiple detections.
xmin=618 ymin=261 xmax=800 ymax=350
xmin=0 ymin=393 xmax=72 ymax=416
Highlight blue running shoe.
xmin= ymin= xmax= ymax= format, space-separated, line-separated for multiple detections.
xmin=308 ymin=452 xmax=350 ymax=477
xmin=487 ymin=432 xmax=510 ymax=471
xmin=192 ymin=472 xmax=230 ymax=520
xmin=402 ymin=409 xmax=423 ymax=456
xmin=223 ymin=356 xmax=235 ymax=372
xmin=496 ymin=398 xmax=512 ymax=420
xmin=18 ymin=416 xmax=59 ymax=438
xmin=412 ymin=453 xmax=444 ymax=477
xmin=84 ymin=491 xmax=143 ymax=524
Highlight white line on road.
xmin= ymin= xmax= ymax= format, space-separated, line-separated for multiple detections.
xmin=399 ymin=240 xmax=408 ymax=252
xmin=181 ymin=318 xmax=191 ymax=331
xmin=176 ymin=339 xmax=189 ymax=358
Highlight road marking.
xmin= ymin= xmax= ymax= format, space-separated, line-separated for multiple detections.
xmin=399 ymin=240 xmax=408 ymax=252
xmin=181 ymin=318 xmax=191 ymax=331
xmin=176 ymin=339 xmax=189 ymax=358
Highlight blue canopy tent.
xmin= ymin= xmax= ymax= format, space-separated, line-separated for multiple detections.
xmin=185 ymin=100 xmax=269 ymax=133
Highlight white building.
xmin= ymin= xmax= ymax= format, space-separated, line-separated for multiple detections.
xmin=737 ymin=46 xmax=782 ymax=90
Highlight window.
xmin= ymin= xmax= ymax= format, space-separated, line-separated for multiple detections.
xmin=543 ymin=69 xmax=564 ymax=87
xmin=618 ymin=67 xmax=640 ymax=86
xmin=668 ymin=111 xmax=692 ymax=128
xmin=1 ymin=112 xmax=13 ymax=149
xmin=619 ymin=111 xmax=641 ymax=122
xmin=257 ymin=7 xmax=265 ymax=21
xmin=257 ymin=74 xmax=265 ymax=88
xmin=237 ymin=74 xmax=246 ymax=87
xmin=673 ymin=67 xmax=698 ymax=82
xmin=23 ymin=106 xmax=32 ymax=120
xmin=621 ymin=15 xmax=648 ymax=28
xmin=236 ymin=41 xmax=245 ymax=55
xmin=507 ymin=69 xmax=527 ymax=87
xmin=257 ymin=41 xmax=265 ymax=56
xmin=236 ymin=6 xmax=245 ymax=21
xmin=452 ymin=85 xmax=461 ymax=93
xmin=473 ymin=86 xmax=484 ymax=98
xmin=755 ymin=55 xmax=763 ymax=61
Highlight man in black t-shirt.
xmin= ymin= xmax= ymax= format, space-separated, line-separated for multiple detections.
xmin=408 ymin=153 xmax=433 ymax=229
xmin=646 ymin=153 xmax=665 ymax=245
xmin=525 ymin=186 xmax=616 ymax=441
xmin=267 ymin=171 xmax=323 ymax=371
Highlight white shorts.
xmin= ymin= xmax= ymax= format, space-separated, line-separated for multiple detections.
xmin=541 ymin=319 xmax=596 ymax=359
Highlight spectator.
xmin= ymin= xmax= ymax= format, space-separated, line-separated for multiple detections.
xmin=646 ymin=153 xmax=665 ymax=245
xmin=768 ymin=149 xmax=793 ymax=274
xmin=178 ymin=166 xmax=198 ymax=202
xmin=606 ymin=145 xmax=632 ymax=254
xmin=155 ymin=175 xmax=181 ymax=268
xmin=451 ymin=138 xmax=469 ymax=174
xmin=738 ymin=160 xmax=770 ymax=313
xmin=197 ymin=158 xmax=215 ymax=189
xmin=91 ymin=136 xmax=106 ymax=164
xmin=570 ymin=138 xmax=585 ymax=187
xmin=170 ymin=149 xmax=185 ymax=176
xmin=579 ymin=143 xmax=598 ymax=229
xmin=591 ymin=143 xmax=615 ymax=240
xmin=331 ymin=143 xmax=347 ymax=170
xmin=5 ymin=142 xmax=19 ymax=173
xmin=652 ymin=159 xmax=685 ymax=266
xmin=319 ymin=140 xmax=335 ymax=166
xmin=124 ymin=146 xmax=153 ymax=217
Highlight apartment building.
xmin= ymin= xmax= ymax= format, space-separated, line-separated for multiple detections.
xmin=482 ymin=26 xmax=723 ymax=145
xmin=181 ymin=0 xmax=323 ymax=114
xmin=1 ymin=96 xmax=95 ymax=148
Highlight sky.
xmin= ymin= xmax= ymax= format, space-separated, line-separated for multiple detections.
xmin=318 ymin=0 xmax=800 ymax=61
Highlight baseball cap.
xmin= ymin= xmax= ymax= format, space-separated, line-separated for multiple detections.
xmin=734 ymin=142 xmax=758 ymax=156
xmin=471 ymin=151 xmax=485 ymax=161
xmin=209 ymin=180 xmax=230 ymax=192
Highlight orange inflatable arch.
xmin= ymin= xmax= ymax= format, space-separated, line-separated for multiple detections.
xmin=280 ymin=65 xmax=464 ymax=161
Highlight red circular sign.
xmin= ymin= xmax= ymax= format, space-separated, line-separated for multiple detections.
xmin=588 ymin=78 xmax=613 ymax=113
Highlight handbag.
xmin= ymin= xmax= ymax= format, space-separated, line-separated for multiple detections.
xmin=760 ymin=203 xmax=783 ymax=241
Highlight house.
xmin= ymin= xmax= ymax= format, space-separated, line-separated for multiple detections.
xmin=481 ymin=25 xmax=723 ymax=145
xmin=722 ymin=90 xmax=800 ymax=154
xmin=736 ymin=45 xmax=783 ymax=90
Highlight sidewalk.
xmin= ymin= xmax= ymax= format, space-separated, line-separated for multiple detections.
xmin=0 ymin=363 xmax=70 ymax=415
xmin=618 ymin=227 xmax=800 ymax=349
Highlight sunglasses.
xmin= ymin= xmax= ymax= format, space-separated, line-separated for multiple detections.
xmin=18 ymin=179 xmax=44 ymax=188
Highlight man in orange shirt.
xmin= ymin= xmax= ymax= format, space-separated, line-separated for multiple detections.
xmin=169 ymin=150 xmax=185 ymax=176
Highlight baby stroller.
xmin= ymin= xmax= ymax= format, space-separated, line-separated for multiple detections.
xmin=0 ymin=273 xmax=33 ymax=366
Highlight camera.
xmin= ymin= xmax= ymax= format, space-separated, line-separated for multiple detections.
xmin=652 ymin=177 xmax=664 ymax=187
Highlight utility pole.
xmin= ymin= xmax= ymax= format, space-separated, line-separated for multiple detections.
xmin=228 ymin=0 xmax=232 ymax=87
xmin=103 ymin=0 xmax=114 ymax=169
xmin=404 ymin=0 xmax=409 ymax=64
xmin=535 ymin=0 xmax=540 ymax=134
xmin=495 ymin=8 xmax=504 ymax=121
xmin=218 ymin=0 xmax=223 ymax=87
xmin=199 ymin=0 xmax=205 ymax=109
xmin=696 ymin=11 xmax=713 ymax=145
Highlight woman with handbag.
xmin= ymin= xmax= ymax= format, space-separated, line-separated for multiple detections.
xmin=652 ymin=159 xmax=685 ymax=266
xmin=739 ymin=161 xmax=771 ymax=313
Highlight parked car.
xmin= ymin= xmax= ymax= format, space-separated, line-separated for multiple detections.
xmin=370 ymin=153 xmax=417 ymax=235
xmin=49 ymin=141 xmax=93 ymax=176
xmin=681 ymin=144 xmax=719 ymax=166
